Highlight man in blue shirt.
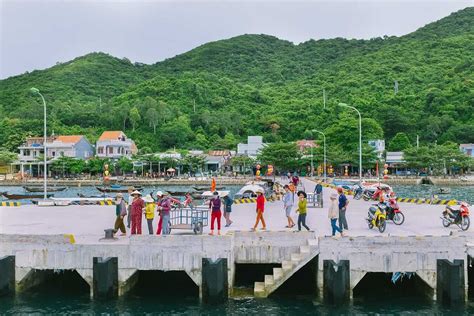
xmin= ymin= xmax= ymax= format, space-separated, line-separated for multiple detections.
xmin=337 ymin=187 xmax=349 ymax=235
xmin=314 ymin=181 xmax=323 ymax=207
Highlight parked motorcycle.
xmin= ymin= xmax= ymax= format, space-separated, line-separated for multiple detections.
xmin=441 ymin=202 xmax=470 ymax=231
xmin=353 ymin=184 xmax=363 ymax=200
xmin=367 ymin=204 xmax=387 ymax=233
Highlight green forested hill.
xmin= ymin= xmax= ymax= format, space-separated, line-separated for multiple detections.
xmin=0 ymin=7 xmax=473 ymax=154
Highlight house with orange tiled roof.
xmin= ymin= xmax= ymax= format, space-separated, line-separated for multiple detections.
xmin=96 ymin=131 xmax=137 ymax=159
xmin=45 ymin=135 xmax=94 ymax=159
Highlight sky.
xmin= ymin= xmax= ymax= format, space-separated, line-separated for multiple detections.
xmin=0 ymin=0 xmax=472 ymax=79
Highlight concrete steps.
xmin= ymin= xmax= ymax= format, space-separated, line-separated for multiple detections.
xmin=253 ymin=238 xmax=319 ymax=298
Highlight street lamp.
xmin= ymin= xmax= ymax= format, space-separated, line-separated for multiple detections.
xmin=30 ymin=87 xmax=48 ymax=199
xmin=312 ymin=129 xmax=327 ymax=183
xmin=338 ymin=102 xmax=362 ymax=181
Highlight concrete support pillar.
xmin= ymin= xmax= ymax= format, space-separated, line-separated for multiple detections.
xmin=323 ymin=260 xmax=350 ymax=304
xmin=201 ymin=258 xmax=228 ymax=304
xmin=0 ymin=256 xmax=15 ymax=296
xmin=93 ymin=257 xmax=118 ymax=300
xmin=436 ymin=259 xmax=465 ymax=304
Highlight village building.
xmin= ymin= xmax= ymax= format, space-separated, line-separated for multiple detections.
xmin=96 ymin=131 xmax=137 ymax=159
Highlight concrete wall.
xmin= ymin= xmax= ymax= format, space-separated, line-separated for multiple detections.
xmin=317 ymin=235 xmax=469 ymax=296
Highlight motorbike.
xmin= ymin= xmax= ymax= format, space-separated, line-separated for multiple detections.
xmin=383 ymin=198 xmax=405 ymax=225
xmin=362 ymin=187 xmax=384 ymax=201
xmin=367 ymin=204 xmax=387 ymax=233
xmin=353 ymin=184 xmax=363 ymax=200
xmin=441 ymin=202 xmax=470 ymax=231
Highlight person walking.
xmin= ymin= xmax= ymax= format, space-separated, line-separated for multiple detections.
xmin=209 ymin=191 xmax=222 ymax=235
xmin=296 ymin=191 xmax=310 ymax=231
xmin=337 ymin=187 xmax=349 ymax=236
xmin=283 ymin=185 xmax=295 ymax=228
xmin=144 ymin=194 xmax=155 ymax=235
xmin=113 ymin=193 xmax=127 ymax=236
xmin=328 ymin=193 xmax=342 ymax=238
xmin=155 ymin=191 xmax=164 ymax=235
xmin=314 ymin=181 xmax=323 ymax=207
xmin=158 ymin=192 xmax=172 ymax=235
xmin=130 ymin=190 xmax=145 ymax=235
xmin=251 ymin=189 xmax=266 ymax=231
xmin=223 ymin=192 xmax=233 ymax=227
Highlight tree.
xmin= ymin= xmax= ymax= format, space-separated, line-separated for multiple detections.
xmin=0 ymin=149 xmax=17 ymax=165
xmin=117 ymin=156 xmax=133 ymax=175
xmin=257 ymin=142 xmax=301 ymax=172
xmin=388 ymin=132 xmax=411 ymax=151
xmin=230 ymin=155 xmax=255 ymax=174
xmin=129 ymin=107 xmax=141 ymax=131
xmin=146 ymin=107 xmax=159 ymax=134
xmin=182 ymin=154 xmax=206 ymax=174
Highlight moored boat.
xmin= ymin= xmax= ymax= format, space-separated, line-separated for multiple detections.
xmin=23 ymin=186 xmax=67 ymax=192
xmin=2 ymin=192 xmax=54 ymax=200
xmin=96 ymin=186 xmax=142 ymax=193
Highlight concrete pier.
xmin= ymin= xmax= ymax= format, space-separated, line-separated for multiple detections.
xmin=1 ymin=177 xmax=473 ymax=302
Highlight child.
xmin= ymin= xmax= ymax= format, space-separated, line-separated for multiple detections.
xmin=251 ymin=189 xmax=266 ymax=231
xmin=296 ymin=191 xmax=310 ymax=231
xmin=328 ymin=193 xmax=342 ymax=238
xmin=144 ymin=194 xmax=155 ymax=235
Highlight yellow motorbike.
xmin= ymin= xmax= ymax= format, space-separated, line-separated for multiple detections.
xmin=367 ymin=204 xmax=387 ymax=233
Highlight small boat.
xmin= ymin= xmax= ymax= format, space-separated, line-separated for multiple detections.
xmin=168 ymin=190 xmax=190 ymax=196
xmin=96 ymin=186 xmax=142 ymax=193
xmin=77 ymin=193 xmax=111 ymax=199
xmin=193 ymin=185 xmax=225 ymax=191
xmin=2 ymin=192 xmax=54 ymax=200
xmin=23 ymin=186 xmax=67 ymax=192
xmin=435 ymin=187 xmax=451 ymax=194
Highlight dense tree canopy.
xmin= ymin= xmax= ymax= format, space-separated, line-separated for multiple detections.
xmin=0 ymin=8 xmax=473 ymax=156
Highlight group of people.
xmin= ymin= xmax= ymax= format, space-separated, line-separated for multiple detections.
xmin=281 ymin=180 xmax=349 ymax=237
xmin=113 ymin=189 xmax=176 ymax=236
xmin=112 ymin=189 xmax=235 ymax=237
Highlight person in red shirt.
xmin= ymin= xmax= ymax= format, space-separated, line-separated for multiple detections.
xmin=130 ymin=190 xmax=145 ymax=235
xmin=209 ymin=191 xmax=222 ymax=236
xmin=251 ymin=189 xmax=266 ymax=231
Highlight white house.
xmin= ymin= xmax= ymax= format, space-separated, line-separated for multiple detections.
xmin=237 ymin=136 xmax=265 ymax=158
xmin=45 ymin=135 xmax=93 ymax=159
xmin=96 ymin=131 xmax=138 ymax=159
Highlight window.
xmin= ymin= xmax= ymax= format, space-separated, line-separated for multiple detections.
xmin=23 ymin=149 xmax=30 ymax=156
xmin=97 ymin=147 xmax=104 ymax=154
xmin=108 ymin=147 xmax=113 ymax=154
xmin=52 ymin=151 xmax=56 ymax=157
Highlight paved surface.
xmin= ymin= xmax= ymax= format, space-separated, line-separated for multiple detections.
xmin=1 ymin=178 xmax=472 ymax=243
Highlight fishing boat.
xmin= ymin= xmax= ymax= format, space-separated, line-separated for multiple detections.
xmin=96 ymin=186 xmax=142 ymax=193
xmin=23 ymin=186 xmax=67 ymax=192
xmin=435 ymin=187 xmax=451 ymax=194
xmin=2 ymin=192 xmax=54 ymax=200
xmin=193 ymin=185 xmax=224 ymax=191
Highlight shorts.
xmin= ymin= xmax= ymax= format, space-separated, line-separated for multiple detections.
xmin=285 ymin=206 xmax=292 ymax=217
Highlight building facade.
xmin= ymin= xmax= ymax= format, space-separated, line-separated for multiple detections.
xmin=368 ymin=139 xmax=386 ymax=159
xmin=460 ymin=144 xmax=474 ymax=157
xmin=96 ymin=131 xmax=138 ymax=159
xmin=237 ymin=136 xmax=265 ymax=158
xmin=45 ymin=135 xmax=93 ymax=159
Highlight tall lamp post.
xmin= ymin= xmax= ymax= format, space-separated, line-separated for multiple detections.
xmin=30 ymin=88 xmax=48 ymax=199
xmin=338 ymin=102 xmax=362 ymax=181
xmin=312 ymin=129 xmax=326 ymax=183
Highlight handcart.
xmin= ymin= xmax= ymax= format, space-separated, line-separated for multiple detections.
xmin=169 ymin=205 xmax=209 ymax=234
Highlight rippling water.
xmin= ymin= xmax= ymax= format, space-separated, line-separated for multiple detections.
xmin=0 ymin=185 xmax=242 ymax=204
xmin=391 ymin=184 xmax=474 ymax=204
xmin=1 ymin=294 xmax=473 ymax=315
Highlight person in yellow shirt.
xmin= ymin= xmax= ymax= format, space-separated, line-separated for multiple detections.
xmin=143 ymin=195 xmax=156 ymax=235
xmin=296 ymin=191 xmax=310 ymax=231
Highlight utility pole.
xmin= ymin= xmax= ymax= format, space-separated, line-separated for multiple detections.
xmin=394 ymin=80 xmax=399 ymax=94
xmin=416 ymin=135 xmax=419 ymax=149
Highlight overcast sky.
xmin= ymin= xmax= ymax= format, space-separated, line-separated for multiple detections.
xmin=0 ymin=0 xmax=472 ymax=79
